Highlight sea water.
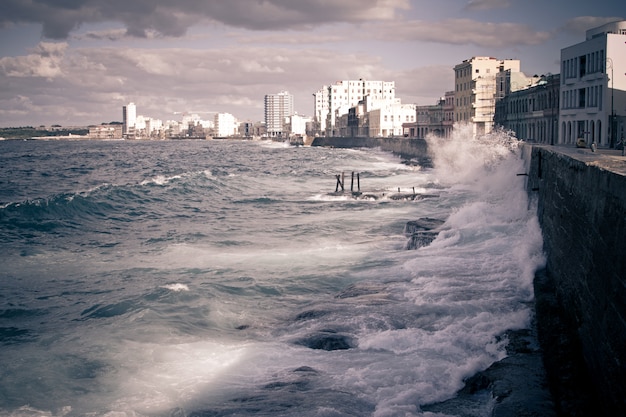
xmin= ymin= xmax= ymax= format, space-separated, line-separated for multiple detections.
xmin=0 ymin=126 xmax=545 ymax=417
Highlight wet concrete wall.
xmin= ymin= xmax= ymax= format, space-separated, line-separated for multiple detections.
xmin=526 ymin=146 xmax=626 ymax=414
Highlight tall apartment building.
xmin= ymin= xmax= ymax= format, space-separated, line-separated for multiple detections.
xmin=214 ymin=113 xmax=238 ymax=137
xmin=454 ymin=57 xmax=521 ymax=136
xmin=122 ymin=102 xmax=136 ymax=136
xmin=559 ymin=20 xmax=626 ymax=147
xmin=313 ymin=79 xmax=396 ymax=136
xmin=265 ymin=91 xmax=294 ymax=138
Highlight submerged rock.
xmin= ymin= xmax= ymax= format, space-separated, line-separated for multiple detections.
xmin=404 ymin=217 xmax=445 ymax=250
xmin=295 ymin=330 xmax=355 ymax=351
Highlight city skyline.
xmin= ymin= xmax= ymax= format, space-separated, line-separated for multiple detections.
xmin=0 ymin=0 xmax=623 ymax=128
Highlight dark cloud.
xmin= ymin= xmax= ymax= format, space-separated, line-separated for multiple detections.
xmin=464 ymin=0 xmax=511 ymax=11
xmin=1 ymin=0 xmax=410 ymax=39
xmin=559 ymin=16 xmax=624 ymax=35
xmin=371 ymin=19 xmax=552 ymax=48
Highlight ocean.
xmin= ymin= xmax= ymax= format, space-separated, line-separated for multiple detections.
xmin=0 ymin=126 xmax=545 ymax=417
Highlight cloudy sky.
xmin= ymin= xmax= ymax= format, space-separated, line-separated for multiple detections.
xmin=0 ymin=0 xmax=623 ymax=127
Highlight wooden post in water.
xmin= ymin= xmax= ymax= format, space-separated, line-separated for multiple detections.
xmin=357 ymin=173 xmax=360 ymax=191
xmin=351 ymin=172 xmax=355 ymax=192
xmin=335 ymin=174 xmax=343 ymax=192
xmin=341 ymin=172 xmax=345 ymax=191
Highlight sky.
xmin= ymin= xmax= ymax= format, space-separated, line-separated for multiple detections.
xmin=0 ymin=0 xmax=623 ymax=128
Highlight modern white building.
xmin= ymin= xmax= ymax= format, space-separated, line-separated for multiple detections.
xmin=454 ymin=57 xmax=521 ymax=136
xmin=214 ymin=113 xmax=238 ymax=137
xmin=122 ymin=102 xmax=136 ymax=136
xmin=265 ymin=91 xmax=294 ymax=138
xmin=559 ymin=20 xmax=626 ymax=147
xmin=314 ymin=79 xmax=396 ymax=136
xmin=368 ymin=101 xmax=416 ymax=137
xmin=287 ymin=114 xmax=312 ymax=136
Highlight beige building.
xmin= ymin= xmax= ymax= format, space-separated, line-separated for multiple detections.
xmin=454 ymin=57 xmax=521 ymax=136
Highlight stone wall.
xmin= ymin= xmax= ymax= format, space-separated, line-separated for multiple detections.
xmin=526 ymin=146 xmax=626 ymax=413
xmin=310 ymin=137 xmax=431 ymax=166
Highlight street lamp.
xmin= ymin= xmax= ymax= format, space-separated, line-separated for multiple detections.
xmin=607 ymin=58 xmax=615 ymax=147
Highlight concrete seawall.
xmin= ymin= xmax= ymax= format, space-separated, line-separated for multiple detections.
xmin=526 ymin=146 xmax=626 ymax=415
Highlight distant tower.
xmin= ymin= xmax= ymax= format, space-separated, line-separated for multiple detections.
xmin=122 ymin=102 xmax=137 ymax=136
xmin=264 ymin=91 xmax=294 ymax=138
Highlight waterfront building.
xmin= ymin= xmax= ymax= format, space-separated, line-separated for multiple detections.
xmin=265 ymin=91 xmax=294 ymax=138
xmin=454 ymin=57 xmax=521 ymax=136
xmin=214 ymin=112 xmax=238 ymax=137
xmin=88 ymin=124 xmax=123 ymax=139
xmin=313 ymin=87 xmax=330 ymax=134
xmin=402 ymin=91 xmax=454 ymax=139
xmin=314 ymin=79 xmax=396 ymax=136
xmin=122 ymin=102 xmax=136 ymax=137
xmin=494 ymin=74 xmax=560 ymax=144
xmin=559 ymin=20 xmax=626 ymax=147
xmin=286 ymin=113 xmax=312 ymax=137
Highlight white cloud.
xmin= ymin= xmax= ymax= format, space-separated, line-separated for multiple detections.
xmin=0 ymin=42 xmax=67 ymax=79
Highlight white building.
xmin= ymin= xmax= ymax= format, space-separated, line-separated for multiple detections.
xmin=454 ymin=57 xmax=521 ymax=136
xmin=265 ymin=91 xmax=294 ymax=138
xmin=314 ymin=79 xmax=396 ymax=136
xmin=214 ymin=113 xmax=238 ymax=137
xmin=287 ymin=114 xmax=312 ymax=136
xmin=368 ymin=101 xmax=416 ymax=137
xmin=122 ymin=102 xmax=136 ymax=136
xmin=559 ymin=20 xmax=626 ymax=147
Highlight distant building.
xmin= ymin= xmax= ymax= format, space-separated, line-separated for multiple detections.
xmin=286 ymin=114 xmax=312 ymax=137
xmin=494 ymin=74 xmax=560 ymax=144
xmin=214 ymin=113 xmax=238 ymax=137
xmin=122 ymin=102 xmax=136 ymax=137
xmin=89 ymin=124 xmax=123 ymax=139
xmin=265 ymin=91 xmax=294 ymax=138
xmin=454 ymin=57 xmax=521 ymax=136
xmin=314 ymin=79 xmax=397 ymax=136
xmin=559 ymin=20 xmax=626 ymax=147
xmin=403 ymin=92 xmax=454 ymax=139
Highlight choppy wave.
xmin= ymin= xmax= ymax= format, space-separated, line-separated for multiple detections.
xmin=0 ymin=136 xmax=546 ymax=416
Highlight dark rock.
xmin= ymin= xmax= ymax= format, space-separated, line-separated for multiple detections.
xmin=295 ymin=330 xmax=355 ymax=351
xmin=404 ymin=217 xmax=445 ymax=249
xmin=422 ymin=326 xmax=556 ymax=417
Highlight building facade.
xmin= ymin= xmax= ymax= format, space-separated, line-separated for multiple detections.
xmin=122 ymin=102 xmax=136 ymax=137
xmin=494 ymin=74 xmax=560 ymax=144
xmin=559 ymin=20 xmax=626 ymax=147
xmin=265 ymin=91 xmax=294 ymax=138
xmin=313 ymin=79 xmax=396 ymax=136
xmin=454 ymin=57 xmax=521 ymax=136
xmin=214 ymin=113 xmax=238 ymax=137
xmin=89 ymin=124 xmax=123 ymax=139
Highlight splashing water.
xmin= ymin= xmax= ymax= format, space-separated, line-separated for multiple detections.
xmin=0 ymin=133 xmax=545 ymax=416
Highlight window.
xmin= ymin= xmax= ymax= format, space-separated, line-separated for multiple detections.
xmin=579 ymin=55 xmax=586 ymax=77
xmin=579 ymin=88 xmax=586 ymax=108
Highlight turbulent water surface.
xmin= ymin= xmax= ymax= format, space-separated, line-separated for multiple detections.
xmin=0 ymin=129 xmax=545 ymax=416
